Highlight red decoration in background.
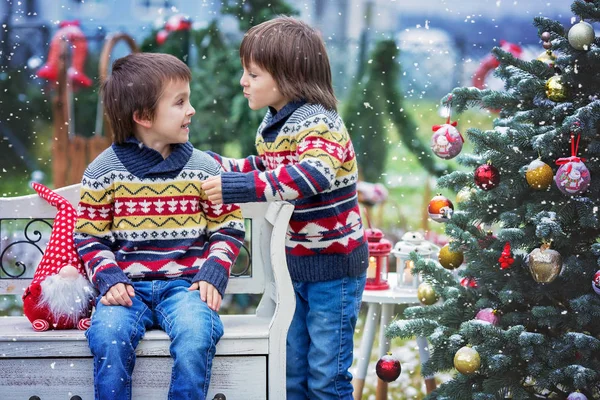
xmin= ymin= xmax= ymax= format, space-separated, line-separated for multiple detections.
xmin=460 ymin=277 xmax=478 ymax=288
xmin=472 ymin=40 xmax=523 ymax=90
xmin=36 ymin=20 xmax=92 ymax=87
xmin=498 ymin=242 xmax=514 ymax=269
xmin=156 ymin=14 xmax=192 ymax=45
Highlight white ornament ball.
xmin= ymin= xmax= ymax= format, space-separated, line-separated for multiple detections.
xmin=568 ymin=21 xmax=595 ymax=50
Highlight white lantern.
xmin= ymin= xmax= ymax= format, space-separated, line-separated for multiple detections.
xmin=391 ymin=232 xmax=439 ymax=289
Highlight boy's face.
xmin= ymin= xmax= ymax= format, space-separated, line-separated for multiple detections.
xmin=139 ymin=79 xmax=195 ymax=152
xmin=240 ymin=61 xmax=289 ymax=111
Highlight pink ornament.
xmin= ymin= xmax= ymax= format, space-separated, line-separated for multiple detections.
xmin=156 ymin=29 xmax=169 ymax=45
xmin=475 ymin=308 xmax=499 ymax=325
xmin=460 ymin=277 xmax=478 ymax=288
xmin=592 ymin=270 xmax=600 ymax=295
xmin=555 ymin=160 xmax=590 ymax=195
xmin=431 ymin=122 xmax=464 ymax=159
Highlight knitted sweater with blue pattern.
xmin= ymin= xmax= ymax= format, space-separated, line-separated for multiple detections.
xmin=211 ymin=102 xmax=368 ymax=282
xmin=74 ymin=138 xmax=245 ymax=297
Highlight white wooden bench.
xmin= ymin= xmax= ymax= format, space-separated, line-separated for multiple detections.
xmin=0 ymin=183 xmax=295 ymax=400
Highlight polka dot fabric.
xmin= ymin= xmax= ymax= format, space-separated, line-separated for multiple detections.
xmin=30 ymin=183 xmax=86 ymax=285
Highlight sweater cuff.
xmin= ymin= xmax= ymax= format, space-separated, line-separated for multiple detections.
xmin=192 ymin=260 xmax=229 ymax=298
xmin=221 ymin=172 xmax=256 ymax=204
xmin=94 ymin=266 xmax=132 ymax=296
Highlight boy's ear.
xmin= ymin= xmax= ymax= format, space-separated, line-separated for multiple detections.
xmin=133 ymin=110 xmax=152 ymax=129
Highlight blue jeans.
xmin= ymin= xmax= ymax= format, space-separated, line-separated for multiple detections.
xmin=85 ymin=280 xmax=223 ymax=400
xmin=286 ymin=273 xmax=366 ymax=400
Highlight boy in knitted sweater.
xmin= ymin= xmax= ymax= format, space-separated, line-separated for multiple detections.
xmin=201 ymin=17 xmax=368 ymax=399
xmin=74 ymin=53 xmax=245 ymax=400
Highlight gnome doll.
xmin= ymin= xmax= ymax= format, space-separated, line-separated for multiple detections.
xmin=22 ymin=183 xmax=96 ymax=331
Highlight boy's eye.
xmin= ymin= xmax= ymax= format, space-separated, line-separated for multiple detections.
xmin=249 ymin=73 xmax=257 ymax=79
xmin=177 ymin=99 xmax=184 ymax=105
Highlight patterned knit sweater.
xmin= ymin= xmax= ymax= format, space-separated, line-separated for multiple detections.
xmin=213 ymin=102 xmax=368 ymax=282
xmin=74 ymin=139 xmax=245 ymax=297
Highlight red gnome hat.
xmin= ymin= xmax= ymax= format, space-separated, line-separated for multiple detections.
xmin=22 ymin=183 xmax=96 ymax=331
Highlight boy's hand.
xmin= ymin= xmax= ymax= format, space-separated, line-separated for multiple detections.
xmin=188 ymin=281 xmax=223 ymax=311
xmin=100 ymin=283 xmax=135 ymax=307
xmin=201 ymin=176 xmax=223 ymax=205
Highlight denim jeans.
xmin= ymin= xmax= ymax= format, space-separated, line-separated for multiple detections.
xmin=286 ymin=273 xmax=366 ymax=400
xmin=85 ymin=279 xmax=223 ymax=400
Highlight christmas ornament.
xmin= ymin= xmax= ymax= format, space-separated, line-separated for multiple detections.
xmin=474 ymin=162 xmax=500 ymax=190
xmin=592 ymin=270 xmax=600 ymax=295
xmin=438 ymin=244 xmax=463 ymax=270
xmin=455 ymin=187 xmax=474 ymax=205
xmin=568 ymin=20 xmax=595 ymax=50
xmin=545 ymin=75 xmax=567 ymax=102
xmin=527 ymin=243 xmax=562 ymax=283
xmin=475 ymin=308 xmax=499 ymax=325
xmin=525 ymin=159 xmax=553 ymax=190
xmin=537 ymin=50 xmax=556 ymax=68
xmin=478 ymin=230 xmax=496 ymax=249
xmin=555 ymin=132 xmax=590 ymax=196
xmin=22 ymin=183 xmax=96 ymax=331
xmin=431 ymin=95 xmax=464 ymax=159
xmin=460 ymin=277 xmax=478 ymax=288
xmin=454 ymin=346 xmax=480 ymax=374
xmin=428 ymin=194 xmax=454 ymax=223
xmin=417 ymin=282 xmax=438 ymax=305
xmin=498 ymin=242 xmax=514 ymax=270
xmin=567 ymin=392 xmax=588 ymax=400
xmin=375 ymin=352 xmax=401 ymax=382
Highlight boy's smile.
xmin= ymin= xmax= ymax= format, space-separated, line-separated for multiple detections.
xmin=240 ymin=62 xmax=289 ymax=111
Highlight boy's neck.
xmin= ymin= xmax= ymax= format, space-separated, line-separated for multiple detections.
xmin=133 ymin=133 xmax=172 ymax=159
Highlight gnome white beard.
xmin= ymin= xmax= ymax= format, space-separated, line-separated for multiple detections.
xmin=39 ymin=273 xmax=96 ymax=325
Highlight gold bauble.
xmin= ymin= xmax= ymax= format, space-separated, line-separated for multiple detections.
xmin=417 ymin=282 xmax=438 ymax=305
xmin=525 ymin=159 xmax=553 ymax=190
xmin=545 ymin=75 xmax=567 ymax=102
xmin=453 ymin=346 xmax=481 ymax=374
xmin=527 ymin=244 xmax=562 ymax=283
xmin=438 ymin=244 xmax=464 ymax=270
xmin=536 ymin=50 xmax=556 ymax=68
xmin=455 ymin=187 xmax=474 ymax=206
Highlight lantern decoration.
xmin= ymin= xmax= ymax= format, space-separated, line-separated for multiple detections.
xmin=427 ymin=194 xmax=454 ymax=223
xmin=568 ymin=20 xmax=595 ymax=51
xmin=546 ymin=75 xmax=568 ymax=102
xmin=474 ymin=162 xmax=500 ymax=190
xmin=438 ymin=244 xmax=464 ymax=270
xmin=555 ymin=131 xmax=590 ymax=196
xmin=430 ymin=94 xmax=464 ymax=159
xmin=475 ymin=308 xmax=499 ymax=325
xmin=391 ymin=231 xmax=439 ymax=289
xmin=417 ymin=282 xmax=438 ymax=305
xmin=592 ymin=270 xmax=600 ymax=295
xmin=525 ymin=159 xmax=553 ymax=190
xmin=527 ymin=243 xmax=562 ymax=283
xmin=365 ymin=228 xmax=392 ymax=290
xmin=375 ymin=352 xmax=401 ymax=382
xmin=454 ymin=346 xmax=481 ymax=374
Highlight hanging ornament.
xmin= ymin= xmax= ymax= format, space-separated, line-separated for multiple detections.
xmin=527 ymin=243 xmax=562 ymax=283
xmin=475 ymin=308 xmax=499 ymax=325
xmin=431 ymin=95 xmax=464 ymax=159
xmin=498 ymin=242 xmax=514 ymax=270
xmin=454 ymin=346 xmax=480 ymax=374
xmin=417 ymin=282 xmax=438 ymax=305
xmin=592 ymin=270 xmax=600 ymax=295
xmin=567 ymin=392 xmax=588 ymax=400
xmin=375 ymin=352 xmax=401 ymax=382
xmin=545 ymin=75 xmax=568 ymax=102
xmin=438 ymin=244 xmax=464 ymax=270
xmin=455 ymin=187 xmax=474 ymax=205
xmin=460 ymin=277 xmax=478 ymax=288
xmin=537 ymin=32 xmax=557 ymax=68
xmin=525 ymin=159 xmax=553 ymax=190
xmin=568 ymin=20 xmax=595 ymax=50
xmin=555 ymin=129 xmax=591 ymax=196
xmin=474 ymin=161 xmax=500 ymax=190
xmin=428 ymin=194 xmax=454 ymax=223
xmin=478 ymin=230 xmax=496 ymax=249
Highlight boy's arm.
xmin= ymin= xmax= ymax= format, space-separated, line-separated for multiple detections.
xmin=74 ymin=175 xmax=132 ymax=297
xmin=191 ymin=197 xmax=245 ymax=298
xmin=218 ymin=123 xmax=346 ymax=204
xmin=206 ymin=150 xmax=266 ymax=173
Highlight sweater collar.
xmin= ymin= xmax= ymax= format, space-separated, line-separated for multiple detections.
xmin=265 ymin=100 xmax=306 ymax=129
xmin=113 ymin=136 xmax=193 ymax=179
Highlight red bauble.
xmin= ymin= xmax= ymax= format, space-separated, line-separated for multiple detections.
xmin=428 ymin=194 xmax=454 ymax=223
xmin=460 ymin=277 xmax=478 ymax=288
xmin=376 ymin=353 xmax=401 ymax=382
xmin=474 ymin=163 xmax=500 ymax=190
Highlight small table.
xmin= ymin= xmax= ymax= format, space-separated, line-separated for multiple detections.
xmin=352 ymin=273 xmax=436 ymax=400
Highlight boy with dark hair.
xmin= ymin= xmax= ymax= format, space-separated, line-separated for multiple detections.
xmin=74 ymin=52 xmax=245 ymax=400
xmin=202 ymin=16 xmax=368 ymax=400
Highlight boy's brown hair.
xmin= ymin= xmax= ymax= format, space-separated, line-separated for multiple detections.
xmin=240 ymin=16 xmax=337 ymax=111
xmin=101 ymin=52 xmax=191 ymax=144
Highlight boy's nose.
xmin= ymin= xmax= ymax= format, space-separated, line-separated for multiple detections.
xmin=188 ymin=105 xmax=196 ymax=116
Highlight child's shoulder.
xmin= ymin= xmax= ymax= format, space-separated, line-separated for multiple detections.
xmin=288 ymin=103 xmax=344 ymax=131
xmin=85 ymin=146 xmax=124 ymax=178
xmin=187 ymin=148 xmax=221 ymax=175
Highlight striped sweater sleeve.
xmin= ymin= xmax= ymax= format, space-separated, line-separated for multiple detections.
xmin=73 ymin=173 xmax=131 ymax=296
xmin=205 ymin=150 xmax=265 ymax=173
xmin=221 ymin=121 xmax=345 ymax=203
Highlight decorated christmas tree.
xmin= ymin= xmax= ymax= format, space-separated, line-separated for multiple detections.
xmin=387 ymin=1 xmax=600 ymax=399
